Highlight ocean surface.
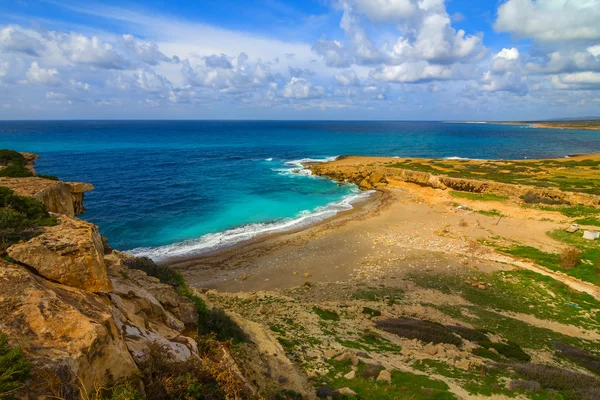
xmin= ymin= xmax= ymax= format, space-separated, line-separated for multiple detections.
xmin=0 ymin=120 xmax=599 ymax=260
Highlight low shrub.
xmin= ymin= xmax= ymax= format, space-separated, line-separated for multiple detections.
xmin=0 ymin=150 xmax=26 ymax=167
xmin=0 ymin=186 xmax=56 ymax=252
xmin=124 ymin=256 xmax=246 ymax=343
xmin=513 ymin=363 xmax=600 ymax=398
xmin=472 ymin=347 xmax=504 ymax=362
xmin=0 ymin=165 xmax=34 ymax=178
xmin=138 ymin=341 xmax=251 ymax=400
xmin=560 ymin=246 xmax=581 ymax=270
xmin=446 ymin=325 xmax=489 ymax=343
xmin=520 ymin=192 xmax=569 ymax=205
xmin=483 ymin=341 xmax=531 ymax=362
xmin=313 ymin=307 xmax=340 ymax=321
xmin=506 ymin=380 xmax=541 ymax=393
xmin=0 ymin=333 xmax=31 ymax=397
xmin=554 ymin=342 xmax=600 ymax=374
xmin=362 ymin=307 xmax=381 ymax=317
xmin=375 ymin=317 xmax=462 ymax=346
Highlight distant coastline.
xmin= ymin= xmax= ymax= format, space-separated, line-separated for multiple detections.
xmin=500 ymin=120 xmax=600 ymax=131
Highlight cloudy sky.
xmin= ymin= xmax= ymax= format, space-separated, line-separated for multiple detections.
xmin=1 ymin=0 xmax=599 ymax=120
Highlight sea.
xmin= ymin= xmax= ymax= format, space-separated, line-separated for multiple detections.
xmin=0 ymin=120 xmax=598 ymax=261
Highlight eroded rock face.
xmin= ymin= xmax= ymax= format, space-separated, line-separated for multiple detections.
xmin=0 ymin=177 xmax=94 ymax=216
xmin=7 ymin=216 xmax=113 ymax=293
xmin=0 ymin=261 xmax=138 ymax=396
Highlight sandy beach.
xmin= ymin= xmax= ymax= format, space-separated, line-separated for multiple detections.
xmin=169 ymin=155 xmax=596 ymax=297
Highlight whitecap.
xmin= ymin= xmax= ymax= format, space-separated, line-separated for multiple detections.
xmin=129 ymin=188 xmax=375 ymax=261
xmin=265 ymin=158 xmax=273 ymax=161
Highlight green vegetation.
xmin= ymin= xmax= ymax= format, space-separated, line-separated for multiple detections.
xmin=389 ymin=157 xmax=600 ymax=195
xmin=352 ymin=286 xmax=404 ymax=305
xmin=313 ymin=307 xmax=340 ymax=321
xmin=450 ymin=191 xmax=508 ymax=202
xmin=574 ymin=217 xmax=600 ymax=227
xmin=375 ymin=318 xmax=462 ymax=346
xmin=408 ymin=270 xmax=600 ymax=331
xmin=492 ymin=229 xmax=600 ymax=285
xmin=0 ymin=333 xmax=31 ymax=397
xmin=319 ymin=360 xmax=456 ymax=400
xmin=36 ymin=174 xmax=59 ymax=181
xmin=0 ymin=150 xmax=33 ymax=178
xmin=0 ymin=186 xmax=57 ymax=252
xmin=124 ymin=256 xmax=247 ymax=343
xmin=476 ymin=209 xmax=504 ymax=217
xmin=362 ymin=307 xmax=381 ymax=317
xmin=538 ymin=205 xmax=600 ymax=218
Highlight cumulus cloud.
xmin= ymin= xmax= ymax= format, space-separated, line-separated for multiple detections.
xmin=335 ymin=69 xmax=360 ymax=86
xmin=122 ymin=34 xmax=171 ymax=66
xmin=495 ymin=0 xmax=600 ymax=41
xmin=313 ymin=0 xmax=485 ymax=86
xmin=0 ymin=25 xmax=44 ymax=56
xmin=204 ymin=54 xmax=233 ymax=69
xmin=25 ymin=61 xmax=61 ymax=86
xmin=283 ymin=77 xmax=325 ymax=99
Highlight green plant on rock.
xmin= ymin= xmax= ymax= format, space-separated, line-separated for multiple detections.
xmin=0 ymin=333 xmax=31 ymax=397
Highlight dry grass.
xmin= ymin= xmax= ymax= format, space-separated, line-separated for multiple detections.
xmin=560 ymin=246 xmax=581 ymax=269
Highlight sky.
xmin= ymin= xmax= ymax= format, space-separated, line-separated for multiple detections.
xmin=0 ymin=0 xmax=599 ymax=120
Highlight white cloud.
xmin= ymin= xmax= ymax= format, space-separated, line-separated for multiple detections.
xmin=495 ymin=0 xmax=600 ymax=41
xmin=335 ymin=69 xmax=360 ymax=86
xmin=122 ymin=34 xmax=171 ymax=66
xmin=283 ymin=77 xmax=325 ymax=99
xmin=53 ymin=32 xmax=130 ymax=69
xmin=371 ymin=61 xmax=458 ymax=83
xmin=0 ymin=25 xmax=44 ymax=56
xmin=26 ymin=61 xmax=61 ymax=86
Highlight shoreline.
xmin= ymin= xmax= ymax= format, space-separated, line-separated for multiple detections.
xmin=166 ymin=188 xmax=387 ymax=273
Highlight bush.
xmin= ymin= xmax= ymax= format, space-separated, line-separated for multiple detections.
xmin=520 ymin=192 xmax=569 ymax=205
xmin=124 ymin=256 xmax=247 ymax=343
xmin=554 ymin=342 xmax=600 ymax=374
xmin=0 ymin=187 xmax=56 ymax=252
xmin=560 ymin=246 xmax=581 ymax=269
xmin=375 ymin=317 xmax=462 ymax=346
xmin=0 ymin=165 xmax=34 ymax=178
xmin=513 ymin=363 xmax=600 ymax=398
xmin=0 ymin=333 xmax=31 ymax=396
xmin=0 ymin=150 xmax=26 ymax=167
xmin=484 ymin=341 xmax=531 ymax=362
xmin=446 ymin=325 xmax=489 ymax=343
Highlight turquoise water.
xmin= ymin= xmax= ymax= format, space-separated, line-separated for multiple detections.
xmin=0 ymin=120 xmax=598 ymax=260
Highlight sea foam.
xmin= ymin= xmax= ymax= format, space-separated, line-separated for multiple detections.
xmin=129 ymin=187 xmax=374 ymax=261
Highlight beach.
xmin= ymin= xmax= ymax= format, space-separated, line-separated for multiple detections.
xmin=169 ymin=154 xmax=600 ymax=299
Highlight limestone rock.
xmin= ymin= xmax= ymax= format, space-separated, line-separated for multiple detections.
xmin=376 ymin=370 xmax=392 ymax=384
xmin=335 ymin=351 xmax=359 ymax=366
xmin=0 ymin=261 xmax=137 ymax=396
xmin=7 ymin=216 xmax=112 ymax=293
xmin=344 ymin=370 xmax=356 ymax=379
xmin=423 ymin=343 xmax=439 ymax=356
xmin=337 ymin=387 xmax=357 ymax=396
xmin=0 ymin=177 xmax=94 ymax=216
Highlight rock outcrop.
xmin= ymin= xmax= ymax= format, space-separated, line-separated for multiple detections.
xmin=0 ymin=177 xmax=94 ymax=216
xmin=311 ymin=162 xmax=600 ymax=206
xmin=7 ymin=216 xmax=112 ymax=293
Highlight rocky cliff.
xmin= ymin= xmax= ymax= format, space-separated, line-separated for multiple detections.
xmin=311 ymin=160 xmax=600 ymax=206
xmin=0 ymin=153 xmax=313 ymax=400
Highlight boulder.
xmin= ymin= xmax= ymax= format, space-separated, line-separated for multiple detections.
xmin=344 ymin=370 xmax=356 ymax=379
xmin=7 ymin=216 xmax=112 ymax=293
xmin=376 ymin=370 xmax=392 ymax=384
xmin=0 ymin=261 xmax=137 ymax=396
xmin=337 ymin=387 xmax=357 ymax=396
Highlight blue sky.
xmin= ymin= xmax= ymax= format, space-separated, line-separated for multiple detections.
xmin=0 ymin=0 xmax=599 ymax=120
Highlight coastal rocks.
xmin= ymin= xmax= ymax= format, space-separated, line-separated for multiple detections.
xmin=7 ymin=216 xmax=112 ymax=293
xmin=0 ymin=260 xmax=138 ymax=396
xmin=0 ymin=177 xmax=94 ymax=216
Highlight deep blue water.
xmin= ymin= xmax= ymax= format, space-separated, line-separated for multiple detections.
xmin=0 ymin=120 xmax=598 ymax=260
